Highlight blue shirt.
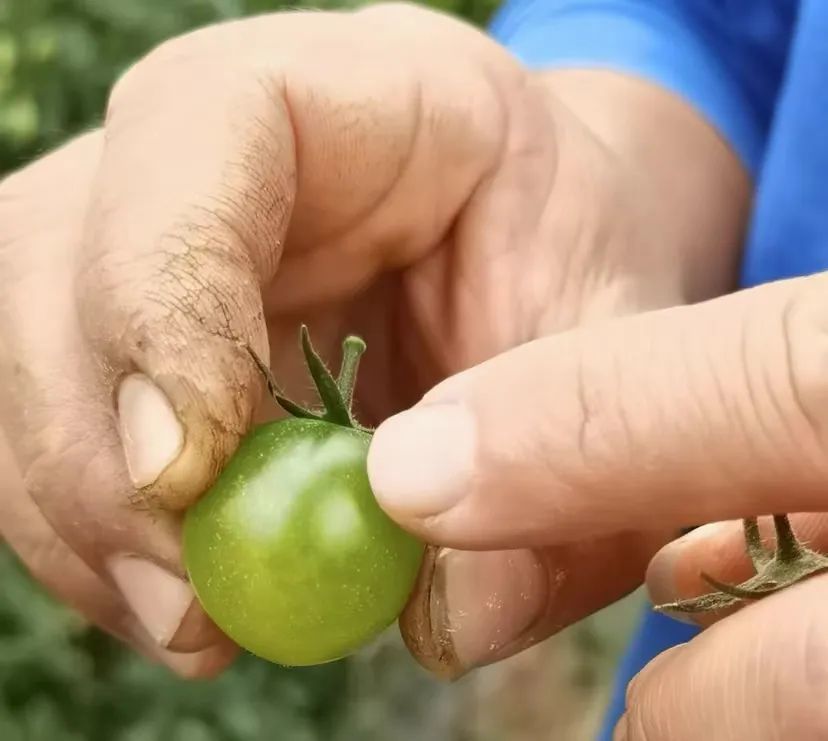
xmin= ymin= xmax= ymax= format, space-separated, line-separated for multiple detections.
xmin=490 ymin=1 xmax=827 ymax=738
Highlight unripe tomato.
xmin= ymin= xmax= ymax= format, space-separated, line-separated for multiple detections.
xmin=183 ymin=328 xmax=424 ymax=666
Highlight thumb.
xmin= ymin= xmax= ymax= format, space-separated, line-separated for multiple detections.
xmin=618 ymin=575 xmax=828 ymax=740
xmin=369 ymin=272 xmax=828 ymax=548
xmin=77 ymin=50 xmax=288 ymax=511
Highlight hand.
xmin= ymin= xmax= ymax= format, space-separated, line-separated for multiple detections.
xmin=0 ymin=3 xmax=745 ymax=676
xmin=370 ymin=270 xmax=828 ymax=682
xmin=615 ymin=576 xmax=828 ymax=740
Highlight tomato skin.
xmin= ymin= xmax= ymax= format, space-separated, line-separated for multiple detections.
xmin=183 ymin=418 xmax=424 ymax=666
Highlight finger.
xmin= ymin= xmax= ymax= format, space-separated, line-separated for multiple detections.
xmin=0 ymin=425 xmax=139 ymax=648
xmin=0 ymin=427 xmax=238 ymax=673
xmin=369 ymin=272 xmax=828 ymax=548
xmin=646 ymin=513 xmax=828 ymax=627
xmin=0 ymin=134 xmax=224 ymax=653
xmin=399 ymin=528 xmax=669 ymax=679
xmin=619 ymin=576 xmax=828 ymax=740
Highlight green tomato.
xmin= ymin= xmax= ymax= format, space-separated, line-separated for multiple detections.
xmin=183 ymin=328 xmax=424 ymax=666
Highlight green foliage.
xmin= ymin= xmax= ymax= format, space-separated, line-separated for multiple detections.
xmin=0 ymin=547 xmax=469 ymax=740
xmin=0 ymin=550 xmax=325 ymax=740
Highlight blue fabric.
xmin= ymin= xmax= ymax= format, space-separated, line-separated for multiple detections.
xmin=597 ymin=610 xmax=699 ymax=741
xmin=490 ymin=0 xmax=798 ymax=175
xmin=490 ymin=1 xmax=828 ymax=738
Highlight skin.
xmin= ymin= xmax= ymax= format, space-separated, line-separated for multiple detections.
xmin=2 ymin=2 xmax=825 ymax=734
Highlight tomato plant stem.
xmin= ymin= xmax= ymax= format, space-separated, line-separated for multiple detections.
xmin=654 ymin=514 xmax=828 ymax=615
xmin=337 ymin=336 xmax=366 ymax=414
xmin=246 ymin=325 xmax=370 ymax=431
xmin=772 ymin=514 xmax=802 ymax=562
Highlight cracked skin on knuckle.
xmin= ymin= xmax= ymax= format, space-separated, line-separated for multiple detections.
xmin=103 ymin=244 xmax=264 ymax=511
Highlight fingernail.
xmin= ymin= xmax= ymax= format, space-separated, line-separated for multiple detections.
xmin=109 ymin=555 xmax=194 ymax=647
xmin=646 ymin=550 xmax=696 ymax=625
xmin=433 ymin=548 xmax=547 ymax=673
xmin=117 ymin=373 xmax=184 ymax=488
xmin=152 ymin=644 xmax=237 ymax=680
xmin=647 ymin=522 xmax=731 ymax=625
xmin=368 ymin=404 xmax=476 ymax=517
xmin=613 ymin=714 xmax=629 ymax=741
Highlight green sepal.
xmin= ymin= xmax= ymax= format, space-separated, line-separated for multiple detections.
xmin=246 ymin=326 xmax=369 ymax=431
xmin=299 ymin=325 xmax=352 ymax=427
xmin=245 ymin=345 xmax=325 ymax=421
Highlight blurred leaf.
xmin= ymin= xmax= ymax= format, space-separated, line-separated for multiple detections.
xmin=0 ymin=93 xmax=39 ymax=144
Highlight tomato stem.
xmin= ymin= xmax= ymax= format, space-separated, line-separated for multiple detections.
xmin=337 ymin=336 xmax=366 ymax=414
xmin=654 ymin=514 xmax=828 ymax=614
xmin=246 ymin=325 xmax=369 ymax=431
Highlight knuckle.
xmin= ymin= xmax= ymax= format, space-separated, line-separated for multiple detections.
xmin=147 ymin=233 xmax=259 ymax=346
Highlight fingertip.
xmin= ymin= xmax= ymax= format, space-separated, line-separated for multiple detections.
xmin=368 ymin=403 xmax=476 ymax=520
xmin=644 ymin=540 xmax=682 ymax=609
xmin=645 ymin=521 xmax=739 ymax=604
xmin=109 ymin=555 xmax=194 ymax=648
xmin=151 ymin=641 xmax=239 ymax=680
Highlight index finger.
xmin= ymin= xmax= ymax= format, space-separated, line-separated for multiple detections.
xmin=370 ymin=272 xmax=828 ymax=547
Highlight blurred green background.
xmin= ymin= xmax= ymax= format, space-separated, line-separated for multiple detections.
xmin=0 ymin=1 xmax=643 ymax=739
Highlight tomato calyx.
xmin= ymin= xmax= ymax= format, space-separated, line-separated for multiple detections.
xmin=247 ymin=325 xmax=370 ymax=432
xmin=654 ymin=515 xmax=828 ymax=614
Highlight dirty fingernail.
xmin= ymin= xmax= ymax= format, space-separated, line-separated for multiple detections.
xmin=368 ymin=404 xmax=476 ymax=517
xmin=408 ymin=548 xmax=548 ymax=678
xmin=117 ymin=373 xmax=183 ymax=488
xmin=110 ymin=555 xmax=194 ymax=647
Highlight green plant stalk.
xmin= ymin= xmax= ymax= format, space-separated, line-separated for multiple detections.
xmin=654 ymin=514 xmax=828 ymax=615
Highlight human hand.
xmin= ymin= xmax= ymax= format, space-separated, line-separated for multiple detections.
xmin=0 ymin=3 xmax=745 ymax=677
xmin=370 ymin=271 xmax=828 ymax=682
xmin=613 ymin=574 xmax=828 ymax=740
